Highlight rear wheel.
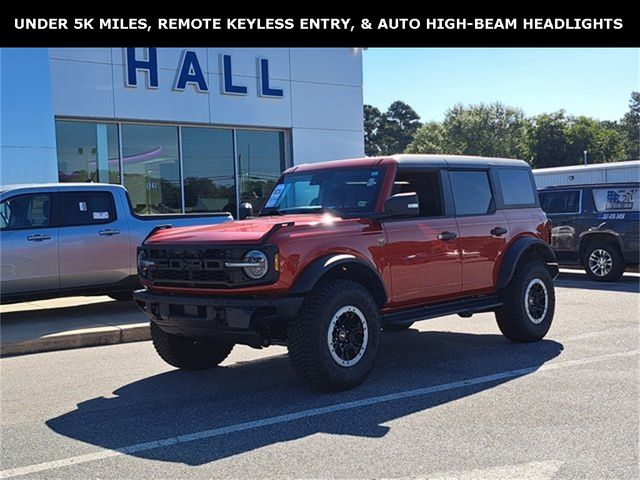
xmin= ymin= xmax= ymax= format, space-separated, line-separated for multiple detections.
xmin=287 ymin=279 xmax=381 ymax=391
xmin=495 ymin=260 xmax=555 ymax=342
xmin=583 ymin=240 xmax=625 ymax=282
xmin=150 ymin=323 xmax=234 ymax=370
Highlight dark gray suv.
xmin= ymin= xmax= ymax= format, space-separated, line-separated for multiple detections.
xmin=539 ymin=183 xmax=639 ymax=281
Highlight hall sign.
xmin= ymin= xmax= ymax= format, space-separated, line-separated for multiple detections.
xmin=124 ymin=47 xmax=284 ymax=98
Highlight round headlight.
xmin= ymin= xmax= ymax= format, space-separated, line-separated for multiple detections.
xmin=242 ymin=250 xmax=268 ymax=279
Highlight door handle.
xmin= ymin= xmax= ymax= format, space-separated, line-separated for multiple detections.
xmin=27 ymin=234 xmax=51 ymax=242
xmin=98 ymin=229 xmax=120 ymax=236
xmin=490 ymin=226 xmax=508 ymax=236
xmin=437 ymin=231 xmax=457 ymax=241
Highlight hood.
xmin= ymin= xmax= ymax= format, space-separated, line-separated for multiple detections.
xmin=145 ymin=214 xmax=333 ymax=245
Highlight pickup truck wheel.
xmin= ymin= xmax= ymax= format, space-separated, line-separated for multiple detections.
xmin=150 ymin=323 xmax=234 ymax=370
xmin=109 ymin=292 xmax=133 ymax=302
xmin=495 ymin=261 xmax=555 ymax=343
xmin=583 ymin=241 xmax=625 ymax=282
xmin=287 ymin=279 xmax=381 ymax=391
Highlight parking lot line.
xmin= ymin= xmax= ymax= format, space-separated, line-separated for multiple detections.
xmin=0 ymin=349 xmax=636 ymax=479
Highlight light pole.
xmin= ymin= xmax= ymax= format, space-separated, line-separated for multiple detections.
xmin=583 ymin=150 xmax=588 ymax=166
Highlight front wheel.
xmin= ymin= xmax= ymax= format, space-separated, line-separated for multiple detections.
xmin=150 ymin=323 xmax=234 ymax=370
xmin=287 ymin=279 xmax=381 ymax=391
xmin=495 ymin=260 xmax=555 ymax=342
xmin=583 ymin=241 xmax=625 ymax=282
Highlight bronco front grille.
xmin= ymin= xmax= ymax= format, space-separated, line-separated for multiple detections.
xmin=141 ymin=245 xmax=278 ymax=288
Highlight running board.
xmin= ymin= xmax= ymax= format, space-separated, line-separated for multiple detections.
xmin=382 ymin=295 xmax=503 ymax=328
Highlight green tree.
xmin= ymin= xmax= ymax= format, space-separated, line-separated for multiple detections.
xmin=363 ymin=104 xmax=383 ymax=156
xmin=406 ymin=121 xmax=446 ymax=153
xmin=619 ymin=91 xmax=640 ymax=159
xmin=441 ymin=103 xmax=530 ymax=159
xmin=377 ymin=101 xmax=422 ymax=154
xmin=567 ymin=116 xmax=626 ymax=165
xmin=529 ymin=111 xmax=572 ymax=168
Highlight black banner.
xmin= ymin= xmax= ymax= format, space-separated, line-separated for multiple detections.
xmin=2 ymin=8 xmax=638 ymax=46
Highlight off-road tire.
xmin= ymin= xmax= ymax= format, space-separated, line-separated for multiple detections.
xmin=287 ymin=279 xmax=381 ymax=391
xmin=109 ymin=291 xmax=134 ymax=302
xmin=383 ymin=322 xmax=413 ymax=331
xmin=150 ymin=322 xmax=234 ymax=370
xmin=495 ymin=260 xmax=555 ymax=343
xmin=582 ymin=240 xmax=625 ymax=282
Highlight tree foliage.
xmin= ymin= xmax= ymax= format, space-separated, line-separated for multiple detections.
xmin=363 ymin=101 xmax=421 ymax=155
xmin=375 ymin=92 xmax=638 ymax=168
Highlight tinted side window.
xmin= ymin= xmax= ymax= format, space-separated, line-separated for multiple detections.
xmin=449 ymin=171 xmax=493 ymax=216
xmin=0 ymin=194 xmax=52 ymax=231
xmin=539 ymin=190 xmax=580 ymax=214
xmin=392 ymin=171 xmax=444 ymax=217
xmin=62 ymin=192 xmax=116 ymax=226
xmin=498 ymin=168 xmax=536 ymax=206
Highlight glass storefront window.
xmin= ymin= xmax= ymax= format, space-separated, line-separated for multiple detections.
xmin=236 ymin=130 xmax=285 ymax=215
xmin=56 ymin=120 xmax=120 ymax=184
xmin=121 ymin=124 xmax=181 ymax=214
xmin=181 ymin=127 xmax=236 ymax=215
xmin=55 ymin=120 xmax=289 ymax=216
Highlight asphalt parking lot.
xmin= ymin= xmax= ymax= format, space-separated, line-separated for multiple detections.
xmin=1 ymin=271 xmax=638 ymax=479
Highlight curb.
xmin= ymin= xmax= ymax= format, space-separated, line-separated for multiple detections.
xmin=0 ymin=323 xmax=150 ymax=357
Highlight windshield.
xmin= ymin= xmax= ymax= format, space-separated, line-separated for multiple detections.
xmin=260 ymin=167 xmax=385 ymax=217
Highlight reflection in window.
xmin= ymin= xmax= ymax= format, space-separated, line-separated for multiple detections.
xmin=237 ymin=130 xmax=285 ymax=214
xmin=0 ymin=194 xmax=52 ymax=230
xmin=56 ymin=121 xmax=120 ymax=184
xmin=121 ymin=124 xmax=181 ymax=214
xmin=182 ymin=128 xmax=236 ymax=215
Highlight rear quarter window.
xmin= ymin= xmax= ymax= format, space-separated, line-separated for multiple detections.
xmin=592 ymin=187 xmax=639 ymax=212
xmin=497 ymin=168 xmax=536 ymax=206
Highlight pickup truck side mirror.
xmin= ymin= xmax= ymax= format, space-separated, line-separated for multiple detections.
xmin=384 ymin=192 xmax=420 ymax=218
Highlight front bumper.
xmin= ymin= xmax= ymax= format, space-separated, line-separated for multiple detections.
xmin=134 ymin=289 xmax=303 ymax=348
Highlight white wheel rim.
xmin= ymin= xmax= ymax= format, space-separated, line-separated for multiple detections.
xmin=327 ymin=306 xmax=368 ymax=367
xmin=588 ymin=249 xmax=613 ymax=277
xmin=524 ymin=278 xmax=548 ymax=325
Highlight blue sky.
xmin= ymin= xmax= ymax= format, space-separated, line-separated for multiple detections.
xmin=363 ymin=48 xmax=639 ymax=122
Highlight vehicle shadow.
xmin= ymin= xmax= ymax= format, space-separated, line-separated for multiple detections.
xmin=555 ymin=271 xmax=640 ymax=293
xmin=46 ymin=328 xmax=563 ymax=466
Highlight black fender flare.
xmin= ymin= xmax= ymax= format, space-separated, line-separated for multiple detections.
xmin=289 ymin=254 xmax=388 ymax=307
xmin=578 ymin=229 xmax=623 ymax=256
xmin=497 ymin=238 xmax=559 ymax=290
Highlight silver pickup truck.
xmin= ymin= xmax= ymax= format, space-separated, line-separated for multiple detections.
xmin=0 ymin=183 xmax=232 ymax=304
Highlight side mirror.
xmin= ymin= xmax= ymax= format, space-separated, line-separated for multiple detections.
xmin=384 ymin=192 xmax=420 ymax=218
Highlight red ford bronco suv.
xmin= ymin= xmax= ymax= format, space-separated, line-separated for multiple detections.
xmin=135 ymin=155 xmax=558 ymax=391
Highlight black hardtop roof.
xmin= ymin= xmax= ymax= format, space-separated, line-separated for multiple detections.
xmin=391 ymin=154 xmax=530 ymax=169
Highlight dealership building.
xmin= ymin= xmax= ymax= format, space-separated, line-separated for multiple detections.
xmin=0 ymin=48 xmax=364 ymax=217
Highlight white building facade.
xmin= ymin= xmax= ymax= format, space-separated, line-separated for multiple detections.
xmin=0 ymin=48 xmax=364 ymax=217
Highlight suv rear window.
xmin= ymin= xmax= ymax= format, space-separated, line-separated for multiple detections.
xmin=498 ymin=168 xmax=536 ymax=206
xmin=62 ymin=191 xmax=116 ymax=226
xmin=539 ymin=190 xmax=580 ymax=214
xmin=449 ymin=170 xmax=494 ymax=216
